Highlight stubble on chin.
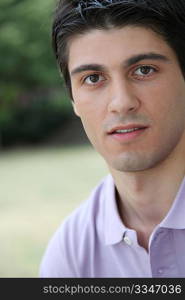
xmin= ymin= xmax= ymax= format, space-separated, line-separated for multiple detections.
xmin=110 ymin=153 xmax=150 ymax=172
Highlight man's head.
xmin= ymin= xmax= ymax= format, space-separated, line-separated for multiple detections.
xmin=53 ymin=0 xmax=185 ymax=99
xmin=52 ymin=0 xmax=185 ymax=173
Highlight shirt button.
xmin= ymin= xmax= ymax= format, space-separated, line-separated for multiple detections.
xmin=123 ymin=236 xmax=132 ymax=246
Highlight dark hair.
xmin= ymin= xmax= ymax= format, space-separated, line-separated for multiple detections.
xmin=52 ymin=0 xmax=185 ymax=99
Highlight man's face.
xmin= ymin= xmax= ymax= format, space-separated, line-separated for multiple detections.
xmin=68 ymin=26 xmax=185 ymax=172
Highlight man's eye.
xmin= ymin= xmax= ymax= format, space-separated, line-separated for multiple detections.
xmin=84 ymin=74 xmax=105 ymax=85
xmin=133 ymin=65 xmax=156 ymax=77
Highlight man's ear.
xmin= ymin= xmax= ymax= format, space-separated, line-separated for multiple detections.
xmin=72 ymin=101 xmax=80 ymax=117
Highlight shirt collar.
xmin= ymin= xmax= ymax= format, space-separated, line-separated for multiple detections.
xmin=103 ymin=174 xmax=185 ymax=246
xmin=159 ymin=176 xmax=185 ymax=229
xmin=104 ymin=174 xmax=127 ymax=245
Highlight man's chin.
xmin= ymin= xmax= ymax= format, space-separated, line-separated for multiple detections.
xmin=108 ymin=154 xmax=157 ymax=173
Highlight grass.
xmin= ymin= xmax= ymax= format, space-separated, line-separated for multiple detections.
xmin=0 ymin=145 xmax=108 ymax=277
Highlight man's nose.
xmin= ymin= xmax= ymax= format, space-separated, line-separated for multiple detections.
xmin=107 ymin=79 xmax=141 ymax=114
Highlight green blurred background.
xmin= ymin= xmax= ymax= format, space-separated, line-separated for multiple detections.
xmin=0 ymin=0 xmax=108 ymax=277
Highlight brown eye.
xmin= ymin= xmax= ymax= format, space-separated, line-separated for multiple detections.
xmin=84 ymin=74 xmax=105 ymax=85
xmin=89 ymin=74 xmax=100 ymax=83
xmin=140 ymin=66 xmax=153 ymax=75
xmin=134 ymin=65 xmax=156 ymax=77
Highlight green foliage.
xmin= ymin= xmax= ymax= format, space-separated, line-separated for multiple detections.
xmin=0 ymin=0 xmax=72 ymax=147
xmin=0 ymin=0 xmax=59 ymax=87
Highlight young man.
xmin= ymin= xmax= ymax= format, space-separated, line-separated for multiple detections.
xmin=40 ymin=0 xmax=185 ymax=277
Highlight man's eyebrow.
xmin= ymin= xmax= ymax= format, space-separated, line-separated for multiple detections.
xmin=70 ymin=53 xmax=170 ymax=76
xmin=70 ymin=64 xmax=107 ymax=76
xmin=124 ymin=52 xmax=170 ymax=67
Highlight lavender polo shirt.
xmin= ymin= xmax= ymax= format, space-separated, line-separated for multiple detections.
xmin=39 ymin=174 xmax=185 ymax=277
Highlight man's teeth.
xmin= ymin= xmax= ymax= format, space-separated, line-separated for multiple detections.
xmin=115 ymin=128 xmax=140 ymax=133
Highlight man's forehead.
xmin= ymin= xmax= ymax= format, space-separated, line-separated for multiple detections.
xmin=68 ymin=26 xmax=172 ymax=73
xmin=68 ymin=26 xmax=169 ymax=57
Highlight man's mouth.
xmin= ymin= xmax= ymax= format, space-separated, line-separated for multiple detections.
xmin=108 ymin=124 xmax=148 ymax=134
xmin=114 ymin=127 xmax=144 ymax=134
xmin=108 ymin=124 xmax=149 ymax=142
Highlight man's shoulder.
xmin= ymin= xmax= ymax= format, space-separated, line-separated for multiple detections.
xmin=39 ymin=174 xmax=113 ymax=277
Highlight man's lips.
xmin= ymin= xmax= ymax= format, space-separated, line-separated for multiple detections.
xmin=107 ymin=124 xmax=148 ymax=134
xmin=107 ymin=124 xmax=149 ymax=142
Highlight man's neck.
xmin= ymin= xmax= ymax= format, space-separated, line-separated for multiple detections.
xmin=109 ymin=148 xmax=185 ymax=250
